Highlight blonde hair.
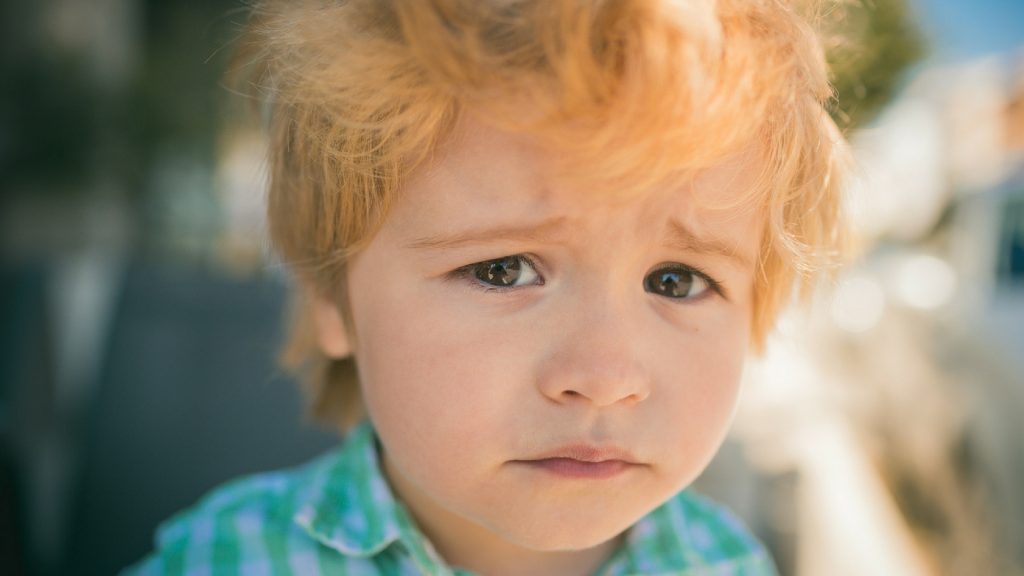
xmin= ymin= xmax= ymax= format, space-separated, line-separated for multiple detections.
xmin=233 ymin=0 xmax=849 ymax=429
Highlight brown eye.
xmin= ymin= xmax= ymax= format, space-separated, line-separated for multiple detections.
xmin=471 ymin=255 xmax=539 ymax=288
xmin=644 ymin=266 xmax=710 ymax=299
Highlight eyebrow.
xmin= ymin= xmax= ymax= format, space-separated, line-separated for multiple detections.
xmin=405 ymin=215 xmax=754 ymax=268
xmin=405 ymin=216 xmax=569 ymax=250
xmin=665 ymin=219 xmax=755 ymax=269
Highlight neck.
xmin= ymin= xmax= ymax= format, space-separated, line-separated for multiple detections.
xmin=381 ymin=454 xmax=622 ymax=576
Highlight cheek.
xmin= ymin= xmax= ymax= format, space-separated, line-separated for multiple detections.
xmin=347 ymin=261 xmax=529 ymax=474
xmin=651 ymin=307 xmax=749 ymax=483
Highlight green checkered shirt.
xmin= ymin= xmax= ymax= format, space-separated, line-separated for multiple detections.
xmin=125 ymin=422 xmax=777 ymax=575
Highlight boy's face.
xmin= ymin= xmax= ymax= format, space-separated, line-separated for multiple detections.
xmin=325 ymin=115 xmax=763 ymax=554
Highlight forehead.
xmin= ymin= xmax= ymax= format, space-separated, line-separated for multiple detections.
xmin=392 ymin=113 xmax=764 ymax=259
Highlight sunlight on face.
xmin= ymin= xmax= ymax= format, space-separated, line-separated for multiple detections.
xmin=339 ymin=113 xmax=763 ymax=568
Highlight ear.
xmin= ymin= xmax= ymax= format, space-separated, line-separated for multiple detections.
xmin=309 ymin=293 xmax=352 ymax=359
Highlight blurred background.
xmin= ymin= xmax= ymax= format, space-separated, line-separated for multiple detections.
xmin=0 ymin=0 xmax=1021 ymax=575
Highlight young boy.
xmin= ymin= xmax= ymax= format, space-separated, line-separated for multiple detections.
xmin=128 ymin=0 xmax=846 ymax=574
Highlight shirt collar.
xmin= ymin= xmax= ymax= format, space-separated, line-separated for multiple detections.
xmin=294 ymin=420 xmax=463 ymax=576
xmin=293 ymin=421 xmax=405 ymax=557
xmin=596 ymin=490 xmax=774 ymax=575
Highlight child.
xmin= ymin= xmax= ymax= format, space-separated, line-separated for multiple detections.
xmin=127 ymin=0 xmax=846 ymax=574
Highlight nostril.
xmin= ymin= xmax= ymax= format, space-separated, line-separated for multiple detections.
xmin=539 ymin=368 xmax=651 ymax=406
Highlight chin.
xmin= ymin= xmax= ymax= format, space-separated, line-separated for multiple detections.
xmin=494 ymin=510 xmax=636 ymax=552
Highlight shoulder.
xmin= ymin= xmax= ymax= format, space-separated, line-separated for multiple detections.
xmin=616 ymin=490 xmax=778 ymax=575
xmin=121 ymin=451 xmax=357 ymax=575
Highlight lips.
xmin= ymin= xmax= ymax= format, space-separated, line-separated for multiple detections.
xmin=513 ymin=444 xmax=642 ymax=479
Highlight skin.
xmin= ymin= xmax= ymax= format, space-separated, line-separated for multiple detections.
xmin=314 ymin=113 xmax=764 ymax=576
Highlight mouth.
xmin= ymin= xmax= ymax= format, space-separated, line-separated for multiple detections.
xmin=512 ymin=445 xmax=643 ymax=479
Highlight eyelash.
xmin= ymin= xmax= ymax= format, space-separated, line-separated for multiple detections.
xmin=651 ymin=263 xmax=728 ymax=301
xmin=450 ymin=254 xmax=544 ymax=293
xmin=450 ymin=254 xmax=726 ymax=300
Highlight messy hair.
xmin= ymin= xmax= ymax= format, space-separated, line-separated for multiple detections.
xmin=233 ymin=0 xmax=848 ymax=429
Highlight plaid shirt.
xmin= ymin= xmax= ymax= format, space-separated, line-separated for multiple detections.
xmin=125 ymin=422 xmax=777 ymax=575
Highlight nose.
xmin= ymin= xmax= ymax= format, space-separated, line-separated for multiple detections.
xmin=535 ymin=300 xmax=652 ymax=408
